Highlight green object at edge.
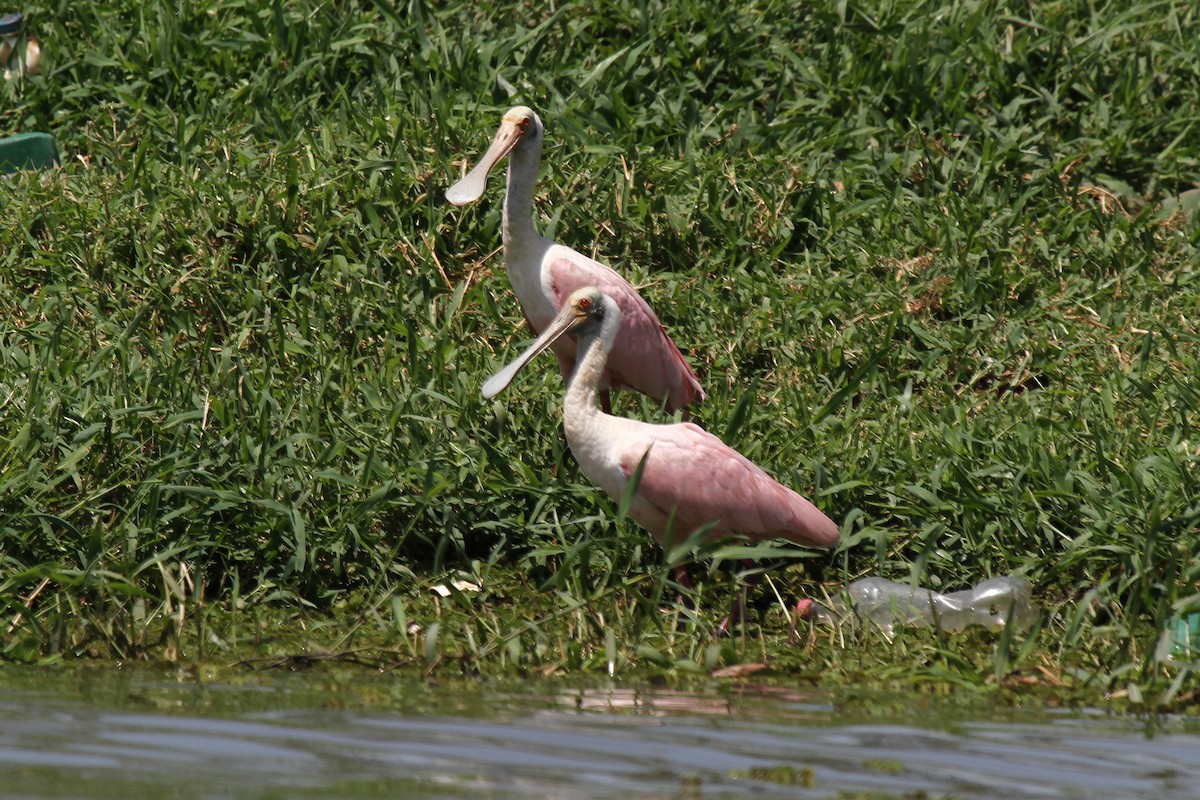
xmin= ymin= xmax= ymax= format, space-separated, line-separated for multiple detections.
xmin=0 ymin=132 xmax=58 ymax=173
xmin=1172 ymin=613 xmax=1200 ymax=658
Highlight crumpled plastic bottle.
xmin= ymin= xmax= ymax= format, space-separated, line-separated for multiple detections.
xmin=802 ymin=576 xmax=1036 ymax=636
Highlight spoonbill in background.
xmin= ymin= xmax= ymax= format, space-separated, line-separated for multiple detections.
xmin=483 ymin=286 xmax=840 ymax=629
xmin=447 ymin=106 xmax=704 ymax=413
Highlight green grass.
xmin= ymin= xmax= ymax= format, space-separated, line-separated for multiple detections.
xmin=1 ymin=0 xmax=1198 ymax=709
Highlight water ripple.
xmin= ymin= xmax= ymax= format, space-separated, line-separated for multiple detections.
xmin=1 ymin=673 xmax=1197 ymax=799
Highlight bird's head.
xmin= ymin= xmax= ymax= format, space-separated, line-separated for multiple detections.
xmin=445 ymin=106 xmax=543 ymax=206
xmin=482 ymin=287 xmax=619 ymax=400
xmin=560 ymin=286 xmax=614 ymax=339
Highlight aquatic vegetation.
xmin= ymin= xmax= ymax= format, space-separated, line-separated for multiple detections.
xmin=0 ymin=0 xmax=1198 ymax=709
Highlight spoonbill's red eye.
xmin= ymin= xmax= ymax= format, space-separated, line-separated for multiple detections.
xmin=578 ymin=298 xmax=591 ymax=309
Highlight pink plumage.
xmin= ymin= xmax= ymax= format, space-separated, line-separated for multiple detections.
xmin=618 ymin=424 xmax=840 ymax=549
xmin=482 ymin=287 xmax=840 ymax=555
xmin=447 ymin=106 xmax=703 ymax=413
xmin=545 ymin=255 xmax=700 ymax=412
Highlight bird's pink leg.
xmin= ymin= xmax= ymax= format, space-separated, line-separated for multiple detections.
xmin=672 ymin=565 xmax=693 ymax=592
xmin=716 ymin=559 xmax=760 ymax=637
xmin=716 ymin=596 xmax=743 ymax=637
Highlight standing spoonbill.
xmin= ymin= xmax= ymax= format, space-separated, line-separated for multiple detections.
xmin=483 ymin=286 xmax=840 ymax=626
xmin=447 ymin=106 xmax=703 ymax=413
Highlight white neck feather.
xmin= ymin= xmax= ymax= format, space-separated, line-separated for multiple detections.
xmin=502 ymin=134 xmax=542 ymax=252
xmin=563 ymin=307 xmax=619 ymax=432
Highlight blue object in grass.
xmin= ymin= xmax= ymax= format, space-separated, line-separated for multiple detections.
xmin=0 ymin=13 xmax=23 ymax=37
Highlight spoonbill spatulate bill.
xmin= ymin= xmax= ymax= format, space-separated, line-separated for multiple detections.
xmin=483 ymin=287 xmax=840 ymax=626
xmin=448 ymin=106 xmax=704 ymax=413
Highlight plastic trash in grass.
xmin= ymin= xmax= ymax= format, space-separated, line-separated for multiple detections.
xmin=1 ymin=12 xmax=40 ymax=80
xmin=800 ymin=576 xmax=1037 ymax=636
xmin=1169 ymin=612 xmax=1200 ymax=659
xmin=0 ymin=11 xmax=56 ymax=175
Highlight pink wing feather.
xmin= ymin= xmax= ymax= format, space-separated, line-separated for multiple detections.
xmin=545 ymin=252 xmax=703 ymax=412
xmin=620 ymin=424 xmax=839 ymax=548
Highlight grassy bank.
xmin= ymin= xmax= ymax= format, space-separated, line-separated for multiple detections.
xmin=1 ymin=0 xmax=1198 ymax=708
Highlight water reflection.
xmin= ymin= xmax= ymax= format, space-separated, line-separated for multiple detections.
xmin=555 ymin=684 xmax=832 ymax=719
xmin=1 ymin=666 xmax=1198 ymax=799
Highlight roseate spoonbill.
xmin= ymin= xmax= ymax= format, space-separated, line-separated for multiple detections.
xmin=483 ymin=287 xmax=840 ymax=628
xmin=446 ymin=106 xmax=703 ymax=413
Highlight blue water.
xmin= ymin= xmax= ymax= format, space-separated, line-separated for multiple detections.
xmin=1 ymin=667 xmax=1197 ymax=799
